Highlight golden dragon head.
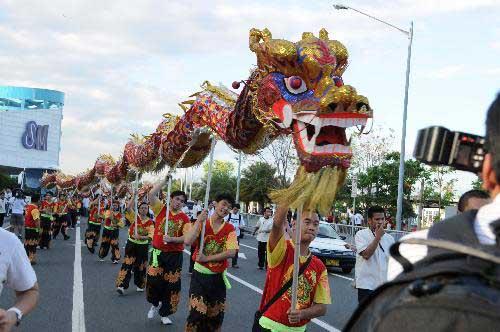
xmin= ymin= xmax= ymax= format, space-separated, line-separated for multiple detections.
xmin=248 ymin=28 xmax=373 ymax=173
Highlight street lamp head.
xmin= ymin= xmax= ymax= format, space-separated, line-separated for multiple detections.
xmin=333 ymin=4 xmax=349 ymax=10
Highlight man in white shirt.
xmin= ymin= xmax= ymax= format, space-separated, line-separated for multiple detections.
xmin=9 ymin=191 xmax=26 ymax=239
xmin=0 ymin=227 xmax=39 ymax=330
xmin=253 ymin=207 xmax=273 ymax=270
xmin=226 ymin=203 xmax=246 ymax=268
xmin=354 ymin=205 xmax=395 ymax=303
xmin=387 ymin=189 xmax=491 ymax=281
xmin=82 ymin=196 xmax=90 ymax=217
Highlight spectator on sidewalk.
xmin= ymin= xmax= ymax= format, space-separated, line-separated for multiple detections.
xmin=354 ymin=205 xmax=395 ymax=303
xmin=0 ymin=227 xmax=39 ymax=331
xmin=254 ymin=207 xmax=274 ymax=270
xmin=226 ymin=203 xmax=245 ymax=268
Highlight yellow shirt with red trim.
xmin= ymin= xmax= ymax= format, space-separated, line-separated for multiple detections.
xmin=259 ymin=235 xmax=331 ymax=330
xmin=193 ymin=218 xmax=239 ymax=273
xmin=125 ymin=211 xmax=154 ymax=240
xmin=151 ymin=201 xmax=190 ymax=252
xmin=25 ymin=204 xmax=40 ymax=228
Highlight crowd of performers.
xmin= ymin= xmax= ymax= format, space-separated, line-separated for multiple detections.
xmin=22 ymin=179 xmax=331 ymax=332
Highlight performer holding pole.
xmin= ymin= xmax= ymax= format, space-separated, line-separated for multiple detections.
xmin=183 ymin=141 xmax=239 ymax=332
xmin=98 ymin=187 xmax=124 ymax=263
xmin=85 ymin=190 xmax=104 ymax=253
xmin=39 ymin=192 xmax=55 ymax=249
xmin=145 ymin=178 xmax=190 ymax=326
xmin=53 ymin=191 xmax=71 ymax=241
xmin=24 ymin=194 xmax=41 ymax=264
xmin=254 ymin=205 xmax=331 ymax=332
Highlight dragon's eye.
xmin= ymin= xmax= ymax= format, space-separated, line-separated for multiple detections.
xmin=284 ymin=76 xmax=307 ymax=94
xmin=333 ymin=76 xmax=344 ymax=87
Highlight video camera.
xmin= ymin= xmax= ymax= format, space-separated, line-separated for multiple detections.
xmin=414 ymin=126 xmax=486 ymax=173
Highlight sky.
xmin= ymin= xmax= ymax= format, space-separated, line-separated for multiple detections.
xmin=1 ymin=0 xmax=499 ymax=192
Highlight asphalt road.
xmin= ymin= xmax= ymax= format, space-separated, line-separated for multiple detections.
xmin=1 ymin=217 xmax=358 ymax=331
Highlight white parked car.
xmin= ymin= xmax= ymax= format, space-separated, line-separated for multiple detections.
xmin=309 ymin=222 xmax=356 ymax=273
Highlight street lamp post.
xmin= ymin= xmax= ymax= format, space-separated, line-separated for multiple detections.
xmin=333 ymin=4 xmax=414 ymax=230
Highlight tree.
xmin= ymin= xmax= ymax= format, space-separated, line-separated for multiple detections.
xmin=471 ymin=176 xmax=483 ymax=190
xmin=240 ymin=161 xmax=278 ymax=208
xmin=191 ymin=160 xmax=237 ymax=202
xmin=258 ymin=136 xmax=298 ymax=189
xmin=423 ymin=166 xmax=457 ymax=211
xmin=0 ymin=172 xmax=16 ymax=192
xmin=350 ymin=126 xmax=396 ymax=173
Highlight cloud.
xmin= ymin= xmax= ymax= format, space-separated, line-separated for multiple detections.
xmin=424 ymin=65 xmax=465 ymax=79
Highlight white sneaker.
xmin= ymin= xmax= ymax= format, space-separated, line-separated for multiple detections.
xmin=161 ymin=316 xmax=172 ymax=325
xmin=147 ymin=305 xmax=159 ymax=319
xmin=136 ymin=287 xmax=144 ymax=292
xmin=99 ymin=258 xmax=105 ymax=262
xmin=116 ymin=287 xmax=124 ymax=295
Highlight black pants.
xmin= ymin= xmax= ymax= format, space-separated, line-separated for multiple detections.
xmin=232 ymin=237 xmax=240 ymax=266
xmin=186 ymin=270 xmax=226 ymax=332
xmin=0 ymin=213 xmax=5 ymax=227
xmin=85 ymin=223 xmax=101 ymax=253
xmin=69 ymin=209 xmax=77 ymax=228
xmin=357 ymin=288 xmax=373 ymax=303
xmin=189 ymin=244 xmax=197 ymax=273
xmin=116 ymin=240 xmax=149 ymax=289
xmin=24 ymin=228 xmax=39 ymax=263
xmin=53 ymin=214 xmax=69 ymax=239
xmin=39 ymin=216 xmax=53 ymax=249
xmin=99 ymin=228 xmax=120 ymax=261
xmin=146 ymin=251 xmax=183 ymax=317
xmin=258 ymin=241 xmax=267 ymax=268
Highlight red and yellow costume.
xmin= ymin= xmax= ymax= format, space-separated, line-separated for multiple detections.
xmin=146 ymin=201 xmax=190 ymax=318
xmin=53 ymin=198 xmax=70 ymax=240
xmin=85 ymin=204 xmax=105 ymax=253
xmin=115 ymin=212 xmax=154 ymax=290
xmin=258 ymin=235 xmax=331 ymax=332
xmin=39 ymin=199 xmax=54 ymax=249
xmin=98 ymin=209 xmax=124 ymax=262
xmin=24 ymin=203 xmax=41 ymax=263
xmin=186 ymin=218 xmax=238 ymax=332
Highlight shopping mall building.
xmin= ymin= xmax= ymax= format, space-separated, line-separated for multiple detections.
xmin=0 ymin=86 xmax=64 ymax=189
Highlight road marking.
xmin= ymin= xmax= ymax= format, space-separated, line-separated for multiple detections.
xmin=238 ymin=252 xmax=247 ymax=260
xmin=182 ymin=249 xmax=340 ymax=332
xmin=72 ymin=226 xmax=86 ymax=332
xmin=329 ymin=273 xmax=354 ymax=281
xmin=240 ymin=243 xmax=257 ymax=250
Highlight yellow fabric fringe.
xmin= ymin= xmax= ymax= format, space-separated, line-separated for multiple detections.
xmin=270 ymin=166 xmax=346 ymax=215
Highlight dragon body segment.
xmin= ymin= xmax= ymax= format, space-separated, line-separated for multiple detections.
xmin=42 ymin=28 xmax=372 ymax=213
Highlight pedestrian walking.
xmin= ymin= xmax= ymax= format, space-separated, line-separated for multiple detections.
xmin=9 ymin=190 xmax=26 ymax=239
xmin=0 ymin=191 xmax=7 ymax=228
xmin=354 ymin=205 xmax=394 ymax=303
xmin=254 ymin=207 xmax=273 ymax=270
xmin=98 ymin=200 xmax=124 ymax=263
xmin=116 ymin=201 xmax=154 ymax=295
xmin=24 ymin=196 xmax=41 ymax=265
xmin=0 ymin=226 xmax=39 ymax=330
xmin=184 ymin=193 xmax=238 ymax=332
xmin=145 ymin=179 xmax=190 ymax=326
xmin=226 ymin=203 xmax=245 ymax=268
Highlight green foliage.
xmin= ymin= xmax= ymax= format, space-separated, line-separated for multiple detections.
xmin=240 ymin=161 xmax=278 ymax=207
xmin=192 ymin=160 xmax=237 ymax=202
xmin=0 ymin=172 xmax=16 ymax=192
xmin=471 ymin=176 xmax=483 ymax=190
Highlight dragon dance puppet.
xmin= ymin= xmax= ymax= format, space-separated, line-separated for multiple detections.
xmin=42 ymin=28 xmax=372 ymax=214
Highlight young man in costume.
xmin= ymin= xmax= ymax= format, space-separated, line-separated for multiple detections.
xmin=116 ymin=201 xmax=154 ymax=295
xmin=39 ymin=192 xmax=55 ymax=249
xmin=98 ymin=200 xmax=124 ymax=263
xmin=146 ymin=179 xmax=190 ymax=326
xmin=53 ymin=193 xmax=70 ymax=241
xmin=184 ymin=193 xmax=238 ymax=332
xmin=24 ymin=195 xmax=41 ymax=265
xmin=85 ymin=195 xmax=105 ymax=254
xmin=256 ymin=205 xmax=331 ymax=332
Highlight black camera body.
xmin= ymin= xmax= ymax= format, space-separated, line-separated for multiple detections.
xmin=414 ymin=126 xmax=486 ymax=173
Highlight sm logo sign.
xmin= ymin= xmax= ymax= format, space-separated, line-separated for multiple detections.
xmin=22 ymin=121 xmax=49 ymax=151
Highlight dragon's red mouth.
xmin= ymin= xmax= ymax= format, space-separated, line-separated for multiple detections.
xmin=293 ymin=112 xmax=368 ymax=156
